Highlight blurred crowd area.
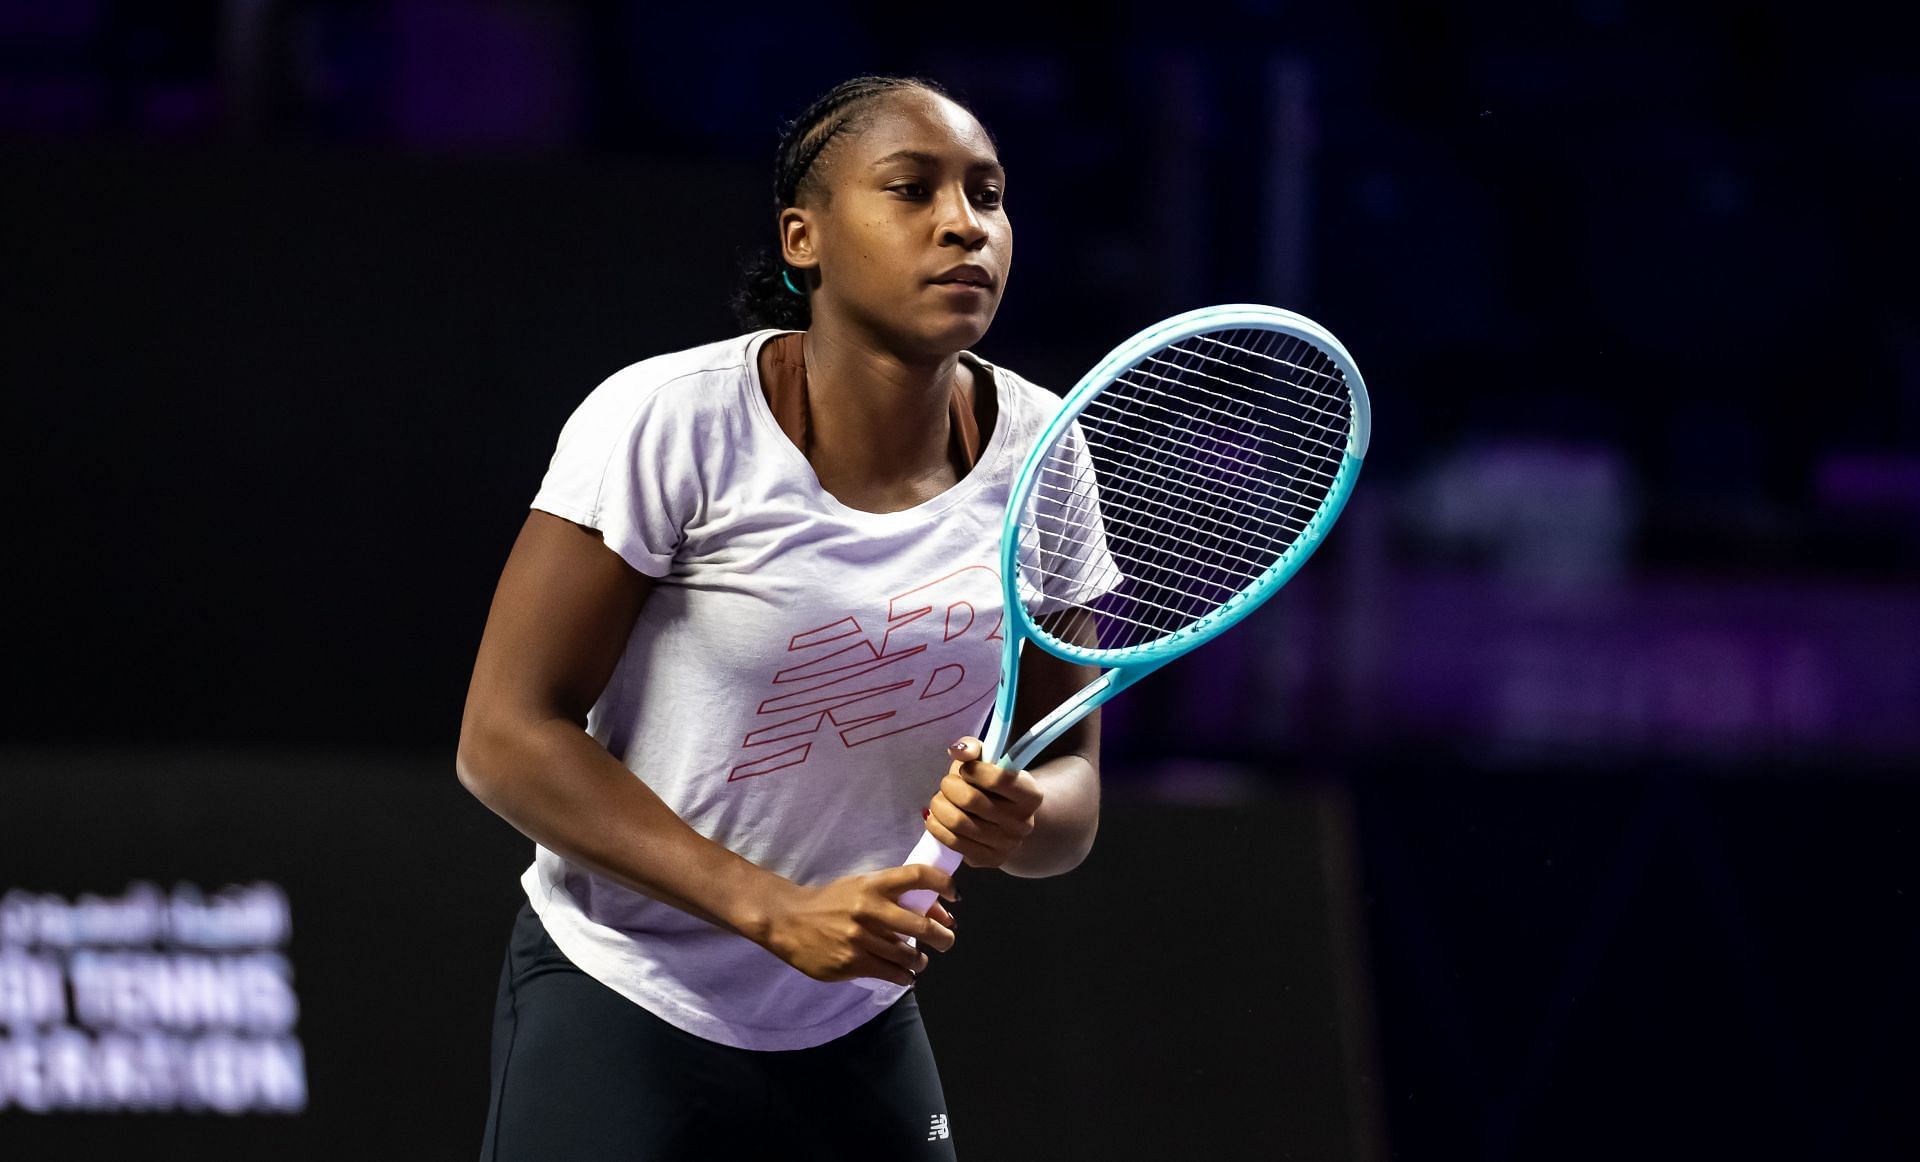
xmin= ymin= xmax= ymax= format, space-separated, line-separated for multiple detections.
xmin=3 ymin=1 xmax=1914 ymax=771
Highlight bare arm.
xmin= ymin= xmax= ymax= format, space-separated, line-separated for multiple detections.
xmin=925 ymin=636 xmax=1102 ymax=880
xmin=456 ymin=510 xmax=955 ymax=983
xmin=455 ymin=511 xmax=776 ymax=933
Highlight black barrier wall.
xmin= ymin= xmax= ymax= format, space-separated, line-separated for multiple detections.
xmin=3 ymin=141 xmax=768 ymax=754
xmin=0 ymin=748 xmax=1380 ymax=1160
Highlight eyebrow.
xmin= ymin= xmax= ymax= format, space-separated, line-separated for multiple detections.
xmin=868 ymin=149 xmax=1006 ymax=176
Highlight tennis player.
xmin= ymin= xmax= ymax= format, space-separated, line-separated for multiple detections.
xmin=456 ymin=74 xmax=1101 ymax=1161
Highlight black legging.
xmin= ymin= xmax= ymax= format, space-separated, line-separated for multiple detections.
xmin=479 ymin=900 xmax=959 ymax=1161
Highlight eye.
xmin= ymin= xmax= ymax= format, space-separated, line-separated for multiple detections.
xmin=976 ymin=187 xmax=1005 ymax=209
xmin=890 ymin=182 xmax=929 ymax=198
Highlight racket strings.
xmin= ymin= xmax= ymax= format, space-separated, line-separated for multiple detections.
xmin=1064 ymin=398 xmax=1338 ymax=546
xmin=1026 ymin=344 xmax=1298 ymax=587
xmin=1018 ymin=326 xmax=1352 ymax=653
xmin=1088 ymin=338 xmax=1303 ymax=607
xmin=1030 ymin=470 xmax=1300 ymax=575
xmin=1028 ymin=484 xmax=1300 ymax=580
xmin=1129 ymin=355 xmax=1352 ymax=449
xmin=1048 ymin=333 xmax=1344 ymax=541
xmin=1055 ymin=416 xmax=1334 ymax=520
xmin=1081 ymin=384 xmax=1346 ymax=478
xmin=1184 ymin=334 xmax=1347 ymax=398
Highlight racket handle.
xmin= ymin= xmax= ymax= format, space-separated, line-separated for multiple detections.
xmin=850 ymin=831 xmax=963 ymax=999
xmin=896 ymin=829 xmax=965 ymax=915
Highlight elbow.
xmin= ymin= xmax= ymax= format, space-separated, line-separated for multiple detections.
xmin=1075 ymin=817 xmax=1098 ymax=870
xmin=1057 ymin=820 xmax=1099 ymax=876
xmin=455 ymin=717 xmax=508 ymax=801
xmin=457 ymin=710 xmax=565 ymax=805
xmin=455 ymin=742 xmax=490 ymax=800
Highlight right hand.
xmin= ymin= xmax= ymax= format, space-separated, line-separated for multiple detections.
xmin=758 ymin=864 xmax=958 ymax=986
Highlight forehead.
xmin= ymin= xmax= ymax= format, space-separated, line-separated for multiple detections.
xmin=846 ymin=90 xmax=1000 ymax=171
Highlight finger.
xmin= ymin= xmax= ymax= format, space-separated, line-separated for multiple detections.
xmin=945 ymin=739 xmax=998 ymax=783
xmin=847 ymin=957 xmax=915 ymax=988
xmin=940 ymin=773 xmax=1040 ymax=830
xmin=924 ymin=799 xmax=1001 ymax=853
xmin=953 ymin=755 xmax=1033 ymax=799
xmin=928 ymin=792 xmax=995 ymax=845
xmin=867 ymin=902 xmax=956 ymax=954
xmin=871 ymin=862 xmax=959 ymax=901
xmin=934 ymin=782 xmax=1033 ymax=845
xmin=927 ymin=900 xmax=956 ymax=931
xmin=854 ymin=927 xmax=929 ymax=980
xmin=937 ymin=772 xmax=1004 ymax=819
xmin=960 ymin=764 xmax=1052 ymax=822
xmin=922 ymin=811 xmax=1007 ymax=870
xmin=965 ymin=767 xmax=1045 ymax=816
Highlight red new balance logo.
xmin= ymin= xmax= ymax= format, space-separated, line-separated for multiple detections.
xmin=729 ymin=567 xmax=1001 ymax=781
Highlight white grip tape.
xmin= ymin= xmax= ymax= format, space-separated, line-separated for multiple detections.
xmin=896 ymin=829 xmax=964 ymax=914
xmin=851 ymin=830 xmax=963 ymax=998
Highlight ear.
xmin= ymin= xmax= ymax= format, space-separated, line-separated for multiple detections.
xmin=778 ymin=206 xmax=817 ymax=271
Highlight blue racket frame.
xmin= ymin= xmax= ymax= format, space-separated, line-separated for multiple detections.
xmin=981 ymin=303 xmax=1373 ymax=772
xmin=862 ymin=303 xmax=1373 ymax=982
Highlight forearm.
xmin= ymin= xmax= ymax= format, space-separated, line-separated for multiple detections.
xmin=456 ymin=716 xmax=788 ymax=940
xmin=1000 ymin=752 xmax=1099 ymax=878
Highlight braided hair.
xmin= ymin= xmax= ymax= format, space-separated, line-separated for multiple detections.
xmin=729 ymin=75 xmax=974 ymax=332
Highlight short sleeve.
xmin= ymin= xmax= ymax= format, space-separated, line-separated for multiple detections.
xmin=530 ymin=367 xmax=703 ymax=578
xmin=1015 ymin=417 xmax=1124 ymax=619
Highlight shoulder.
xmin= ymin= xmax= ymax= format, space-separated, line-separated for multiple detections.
xmin=563 ymin=330 xmax=771 ymax=434
xmin=534 ymin=332 xmax=780 ymax=545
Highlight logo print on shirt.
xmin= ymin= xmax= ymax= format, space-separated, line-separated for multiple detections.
xmin=927 ymin=1113 xmax=951 ymax=1141
xmin=729 ymin=567 xmax=1001 ymax=781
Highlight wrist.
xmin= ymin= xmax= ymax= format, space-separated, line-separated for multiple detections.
xmin=713 ymin=858 xmax=796 ymax=946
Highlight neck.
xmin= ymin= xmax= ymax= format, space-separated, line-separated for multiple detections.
xmin=799 ymin=325 xmax=965 ymax=493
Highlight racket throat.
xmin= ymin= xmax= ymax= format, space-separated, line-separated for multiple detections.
xmin=998 ymin=669 xmax=1133 ymax=772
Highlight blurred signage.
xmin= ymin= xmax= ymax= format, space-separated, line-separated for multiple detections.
xmin=0 ymin=882 xmax=305 ymax=1115
xmin=1377 ymin=574 xmax=1920 ymax=760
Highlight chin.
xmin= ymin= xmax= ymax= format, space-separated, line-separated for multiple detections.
xmin=922 ymin=305 xmax=997 ymax=351
xmin=853 ymin=298 xmax=996 ymax=359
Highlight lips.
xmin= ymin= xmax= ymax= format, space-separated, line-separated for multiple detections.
xmin=931 ymin=264 xmax=993 ymax=289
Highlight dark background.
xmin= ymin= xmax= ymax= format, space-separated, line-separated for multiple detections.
xmin=3 ymin=2 xmax=1916 ymax=1159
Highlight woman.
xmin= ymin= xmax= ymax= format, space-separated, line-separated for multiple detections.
xmin=456 ymin=74 xmax=1100 ymax=1161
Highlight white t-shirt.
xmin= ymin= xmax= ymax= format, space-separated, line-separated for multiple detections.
xmin=519 ymin=327 xmax=1069 ymax=1050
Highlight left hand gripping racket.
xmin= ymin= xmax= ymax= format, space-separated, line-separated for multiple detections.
xmin=879 ymin=302 xmax=1372 ymax=950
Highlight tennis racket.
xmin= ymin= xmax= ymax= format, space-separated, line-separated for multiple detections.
xmin=891 ymin=302 xmax=1372 ymax=920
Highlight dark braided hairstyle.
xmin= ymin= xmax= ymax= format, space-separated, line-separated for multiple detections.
xmin=729 ymin=74 xmax=974 ymax=332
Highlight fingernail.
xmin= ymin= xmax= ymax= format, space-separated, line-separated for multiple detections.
xmin=921 ymin=808 xmax=931 ymax=819
xmin=948 ymin=739 xmax=968 ymax=753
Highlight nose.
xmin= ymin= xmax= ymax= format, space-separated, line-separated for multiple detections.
xmin=936 ymin=185 xmax=988 ymax=249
